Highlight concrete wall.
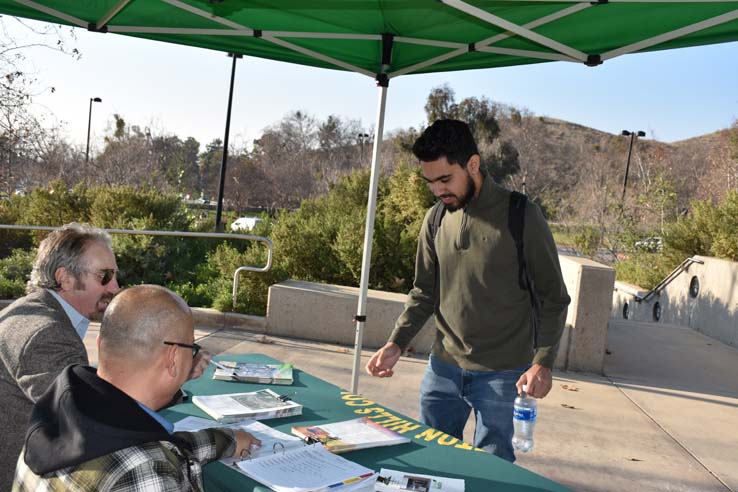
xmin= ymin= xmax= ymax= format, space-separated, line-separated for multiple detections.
xmin=265 ymin=280 xmax=437 ymax=353
xmin=267 ymin=255 xmax=616 ymax=373
xmin=611 ymin=255 xmax=738 ymax=348
xmin=556 ymin=256 xmax=616 ymax=373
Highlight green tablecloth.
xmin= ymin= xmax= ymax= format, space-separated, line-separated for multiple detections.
xmin=160 ymin=354 xmax=570 ymax=492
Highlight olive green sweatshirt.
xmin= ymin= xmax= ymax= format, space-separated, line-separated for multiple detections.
xmin=389 ymin=176 xmax=570 ymax=371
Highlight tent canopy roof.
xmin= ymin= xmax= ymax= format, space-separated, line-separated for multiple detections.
xmin=3 ymin=0 xmax=738 ymax=81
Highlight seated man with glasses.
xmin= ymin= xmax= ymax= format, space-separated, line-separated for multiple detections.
xmin=13 ymin=284 xmax=260 ymax=491
xmin=0 ymin=223 xmax=121 ymax=490
xmin=0 ymin=223 xmax=210 ymax=490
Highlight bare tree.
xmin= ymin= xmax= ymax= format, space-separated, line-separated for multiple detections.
xmin=0 ymin=18 xmax=79 ymax=196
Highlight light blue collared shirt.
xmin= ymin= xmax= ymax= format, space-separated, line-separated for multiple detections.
xmin=47 ymin=289 xmax=90 ymax=340
xmin=137 ymin=402 xmax=174 ymax=434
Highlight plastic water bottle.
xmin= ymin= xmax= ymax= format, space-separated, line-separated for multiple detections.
xmin=512 ymin=384 xmax=537 ymax=452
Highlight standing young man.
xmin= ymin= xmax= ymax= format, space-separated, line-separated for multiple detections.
xmin=366 ymin=119 xmax=570 ymax=462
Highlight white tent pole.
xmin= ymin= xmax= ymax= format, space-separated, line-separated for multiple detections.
xmin=350 ymin=83 xmax=388 ymax=394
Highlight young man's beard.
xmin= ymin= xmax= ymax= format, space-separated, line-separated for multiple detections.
xmin=442 ymin=173 xmax=476 ymax=212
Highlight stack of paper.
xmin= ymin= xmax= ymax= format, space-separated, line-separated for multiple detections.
xmin=173 ymin=416 xmax=305 ymax=460
xmin=235 ymin=443 xmax=377 ymax=492
xmin=213 ymin=361 xmax=294 ymax=385
xmin=192 ymin=389 xmax=302 ymax=422
xmin=291 ymin=417 xmax=410 ymax=453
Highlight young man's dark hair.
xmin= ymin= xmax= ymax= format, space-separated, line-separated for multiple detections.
xmin=412 ymin=119 xmax=479 ymax=166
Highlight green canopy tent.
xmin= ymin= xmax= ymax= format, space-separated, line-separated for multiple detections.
xmin=3 ymin=0 xmax=738 ymax=392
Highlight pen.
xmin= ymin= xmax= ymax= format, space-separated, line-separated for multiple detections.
xmin=209 ymin=359 xmax=231 ymax=371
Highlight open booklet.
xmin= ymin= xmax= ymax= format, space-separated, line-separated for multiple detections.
xmin=375 ymin=468 xmax=464 ymax=492
xmin=192 ymin=388 xmax=302 ymax=422
xmin=291 ymin=417 xmax=410 ymax=453
xmin=213 ymin=361 xmax=294 ymax=385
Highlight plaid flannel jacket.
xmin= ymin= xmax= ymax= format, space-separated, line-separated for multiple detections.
xmin=13 ymin=428 xmax=235 ymax=492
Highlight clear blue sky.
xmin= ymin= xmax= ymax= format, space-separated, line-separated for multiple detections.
xmin=13 ymin=19 xmax=738 ymax=152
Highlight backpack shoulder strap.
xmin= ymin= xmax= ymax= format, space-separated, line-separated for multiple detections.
xmin=429 ymin=200 xmax=446 ymax=246
xmin=428 ymin=201 xmax=446 ymax=312
xmin=508 ymin=191 xmax=542 ymax=349
xmin=508 ymin=191 xmax=527 ymax=291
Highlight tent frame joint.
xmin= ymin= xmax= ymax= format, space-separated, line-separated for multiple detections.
xmin=585 ymin=54 xmax=602 ymax=67
xmin=375 ymin=73 xmax=389 ymax=87
xmin=468 ymin=42 xmax=476 ymax=52
xmin=253 ymin=29 xmax=262 ymax=38
xmin=87 ymin=23 xmax=108 ymax=33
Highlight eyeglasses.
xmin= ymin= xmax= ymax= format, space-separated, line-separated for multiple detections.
xmin=85 ymin=268 xmax=118 ymax=286
xmin=163 ymin=341 xmax=202 ymax=358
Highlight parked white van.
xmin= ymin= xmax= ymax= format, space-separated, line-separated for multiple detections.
xmin=231 ymin=216 xmax=263 ymax=232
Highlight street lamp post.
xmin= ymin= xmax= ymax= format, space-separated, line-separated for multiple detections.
xmin=86 ymin=97 xmax=102 ymax=162
xmin=621 ymin=130 xmax=646 ymax=204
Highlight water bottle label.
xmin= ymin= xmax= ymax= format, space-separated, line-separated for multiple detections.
xmin=513 ymin=407 xmax=537 ymax=421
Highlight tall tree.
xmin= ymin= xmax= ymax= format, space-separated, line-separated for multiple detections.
xmin=423 ymin=84 xmax=519 ymax=183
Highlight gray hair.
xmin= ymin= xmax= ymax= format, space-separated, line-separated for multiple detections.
xmin=28 ymin=223 xmax=113 ymax=293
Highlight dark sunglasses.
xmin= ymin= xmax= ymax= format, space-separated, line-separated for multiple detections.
xmin=163 ymin=341 xmax=202 ymax=358
xmin=86 ymin=268 xmax=118 ymax=286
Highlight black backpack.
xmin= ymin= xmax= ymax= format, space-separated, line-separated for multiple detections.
xmin=428 ymin=191 xmax=542 ymax=348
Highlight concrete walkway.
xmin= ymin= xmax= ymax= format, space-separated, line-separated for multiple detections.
xmin=83 ymin=318 xmax=738 ymax=492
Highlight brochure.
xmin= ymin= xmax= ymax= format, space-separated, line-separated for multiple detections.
xmin=375 ymin=468 xmax=464 ymax=492
xmin=192 ymin=388 xmax=302 ymax=422
xmin=213 ymin=361 xmax=294 ymax=385
xmin=291 ymin=417 xmax=410 ymax=453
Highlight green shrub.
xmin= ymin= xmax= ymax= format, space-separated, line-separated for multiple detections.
xmin=616 ymin=191 xmax=738 ymax=289
xmin=208 ymin=243 xmax=289 ymax=315
xmin=614 ymin=252 xmax=673 ymax=290
xmin=0 ymin=249 xmax=35 ymax=298
xmin=171 ymin=281 xmax=215 ymax=308
xmin=17 ymin=181 xmax=92 ymax=237
xmin=573 ymin=225 xmax=602 ymax=258
xmin=0 ymin=195 xmax=33 ymax=255
xmin=663 ymin=190 xmax=738 ymax=263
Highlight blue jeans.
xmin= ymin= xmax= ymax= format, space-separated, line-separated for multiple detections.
xmin=419 ymin=354 xmax=527 ymax=462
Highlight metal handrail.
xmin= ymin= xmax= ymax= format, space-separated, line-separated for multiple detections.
xmin=635 ymin=256 xmax=704 ymax=303
xmin=0 ymin=224 xmax=273 ymax=311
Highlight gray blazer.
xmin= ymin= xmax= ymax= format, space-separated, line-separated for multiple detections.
xmin=0 ymin=289 xmax=88 ymax=491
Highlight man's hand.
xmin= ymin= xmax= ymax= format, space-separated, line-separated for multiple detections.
xmin=188 ymin=350 xmax=212 ymax=380
xmin=232 ymin=430 xmax=262 ymax=459
xmin=365 ymin=342 xmax=402 ymax=378
xmin=516 ymin=364 xmax=553 ymax=398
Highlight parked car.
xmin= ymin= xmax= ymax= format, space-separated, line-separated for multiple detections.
xmin=634 ymin=236 xmax=663 ymax=253
xmin=231 ymin=216 xmax=263 ymax=232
